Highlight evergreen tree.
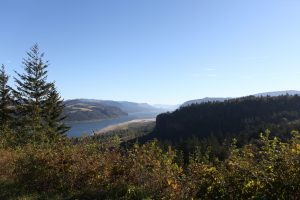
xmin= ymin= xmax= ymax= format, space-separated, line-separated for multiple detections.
xmin=13 ymin=44 xmax=52 ymax=142
xmin=43 ymin=83 xmax=69 ymax=139
xmin=0 ymin=64 xmax=13 ymax=134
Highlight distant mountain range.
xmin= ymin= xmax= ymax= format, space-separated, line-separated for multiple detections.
xmin=254 ymin=90 xmax=300 ymax=97
xmin=181 ymin=90 xmax=300 ymax=107
xmin=64 ymin=99 xmax=163 ymax=122
xmin=64 ymin=90 xmax=300 ymax=122
xmin=152 ymin=104 xmax=179 ymax=111
xmin=181 ymin=97 xmax=230 ymax=107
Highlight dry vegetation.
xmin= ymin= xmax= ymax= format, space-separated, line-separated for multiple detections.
xmin=1 ymin=131 xmax=300 ymax=199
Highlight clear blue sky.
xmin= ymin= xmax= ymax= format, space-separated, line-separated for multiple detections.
xmin=1 ymin=0 xmax=300 ymax=104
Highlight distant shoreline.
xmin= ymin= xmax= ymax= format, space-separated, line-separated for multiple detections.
xmin=96 ymin=118 xmax=156 ymax=135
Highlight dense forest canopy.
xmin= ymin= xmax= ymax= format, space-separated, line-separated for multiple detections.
xmin=136 ymin=95 xmax=300 ymax=160
xmin=150 ymin=95 xmax=300 ymax=142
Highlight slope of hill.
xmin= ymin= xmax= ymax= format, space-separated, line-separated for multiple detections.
xmin=254 ymin=90 xmax=300 ymax=97
xmin=181 ymin=90 xmax=300 ymax=107
xmin=101 ymin=100 xmax=159 ymax=113
xmin=143 ymin=95 xmax=300 ymax=147
xmin=182 ymin=97 xmax=230 ymax=107
xmin=64 ymin=100 xmax=127 ymax=122
xmin=64 ymin=99 xmax=162 ymax=122
xmin=69 ymin=99 xmax=161 ymax=113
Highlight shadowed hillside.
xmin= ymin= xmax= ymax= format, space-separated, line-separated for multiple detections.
xmin=140 ymin=95 xmax=300 ymax=157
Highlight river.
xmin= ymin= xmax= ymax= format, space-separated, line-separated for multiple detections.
xmin=66 ymin=111 xmax=161 ymax=137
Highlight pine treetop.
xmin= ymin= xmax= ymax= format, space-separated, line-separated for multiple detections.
xmin=14 ymin=44 xmax=51 ymax=104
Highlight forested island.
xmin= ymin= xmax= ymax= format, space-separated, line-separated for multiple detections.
xmin=1 ymin=46 xmax=300 ymax=199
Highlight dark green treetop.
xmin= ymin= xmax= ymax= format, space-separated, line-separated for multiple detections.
xmin=0 ymin=64 xmax=13 ymax=133
xmin=43 ymin=83 xmax=70 ymax=139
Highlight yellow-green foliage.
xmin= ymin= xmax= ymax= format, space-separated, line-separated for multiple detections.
xmin=220 ymin=131 xmax=300 ymax=199
xmin=184 ymin=131 xmax=300 ymax=199
xmin=0 ymin=131 xmax=300 ymax=199
xmin=122 ymin=141 xmax=183 ymax=199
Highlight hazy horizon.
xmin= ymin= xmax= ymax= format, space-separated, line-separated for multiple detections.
xmin=64 ymin=89 xmax=300 ymax=106
xmin=1 ymin=0 xmax=300 ymax=104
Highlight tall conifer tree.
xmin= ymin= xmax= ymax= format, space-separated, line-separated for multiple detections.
xmin=13 ymin=44 xmax=52 ymax=142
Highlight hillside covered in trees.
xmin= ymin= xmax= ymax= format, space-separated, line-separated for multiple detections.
xmin=151 ymin=95 xmax=300 ymax=141
xmin=139 ymin=95 xmax=300 ymax=159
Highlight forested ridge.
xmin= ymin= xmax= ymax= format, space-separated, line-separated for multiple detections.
xmin=137 ymin=95 xmax=300 ymax=160
xmin=153 ymin=95 xmax=300 ymax=142
xmin=1 ymin=46 xmax=300 ymax=199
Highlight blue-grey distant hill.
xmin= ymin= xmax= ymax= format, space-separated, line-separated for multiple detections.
xmin=182 ymin=97 xmax=230 ymax=107
xmin=152 ymin=104 xmax=179 ymax=111
xmin=64 ymin=99 xmax=162 ymax=122
xmin=254 ymin=90 xmax=300 ymax=97
xmin=181 ymin=90 xmax=300 ymax=107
